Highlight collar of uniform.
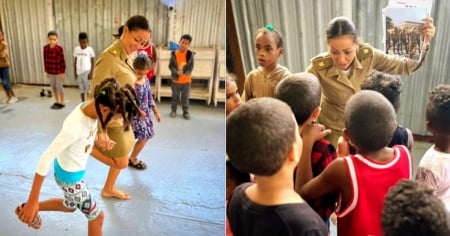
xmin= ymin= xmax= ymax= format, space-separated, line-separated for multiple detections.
xmin=352 ymin=54 xmax=363 ymax=70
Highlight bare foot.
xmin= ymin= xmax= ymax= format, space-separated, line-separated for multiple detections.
xmin=101 ymin=189 xmax=131 ymax=200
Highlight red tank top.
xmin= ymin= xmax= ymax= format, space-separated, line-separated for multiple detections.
xmin=337 ymin=145 xmax=412 ymax=236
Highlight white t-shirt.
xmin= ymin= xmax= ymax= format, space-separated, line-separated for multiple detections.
xmin=36 ymin=103 xmax=97 ymax=176
xmin=73 ymin=46 xmax=95 ymax=75
xmin=415 ymin=145 xmax=450 ymax=209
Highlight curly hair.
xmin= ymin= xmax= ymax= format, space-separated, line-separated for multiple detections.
xmin=93 ymin=78 xmax=141 ymax=131
xmin=361 ymin=72 xmax=402 ymax=112
xmin=426 ymin=84 xmax=450 ymax=135
xmin=382 ymin=180 xmax=450 ymax=236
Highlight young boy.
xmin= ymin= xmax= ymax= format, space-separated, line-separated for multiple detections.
xmin=415 ymin=84 xmax=450 ymax=209
xmin=382 ymin=180 xmax=450 ymax=236
xmin=73 ymin=32 xmax=95 ymax=102
xmin=296 ymin=90 xmax=412 ymax=235
xmin=360 ymin=72 xmax=413 ymax=150
xmin=15 ymin=78 xmax=141 ymax=235
xmin=227 ymin=97 xmax=328 ymax=236
xmin=44 ymin=31 xmax=66 ymax=109
xmin=274 ymin=72 xmax=338 ymax=225
xmin=168 ymin=34 xmax=194 ymax=120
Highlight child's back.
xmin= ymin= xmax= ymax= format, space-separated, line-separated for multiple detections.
xmin=297 ymin=90 xmax=411 ymax=235
xmin=227 ymin=97 xmax=328 ymax=236
xmin=415 ymin=84 xmax=450 ymax=210
xmin=275 ymin=73 xmax=338 ymax=223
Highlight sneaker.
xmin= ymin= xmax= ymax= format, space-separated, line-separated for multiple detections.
xmin=40 ymin=89 xmax=45 ymax=97
xmin=170 ymin=112 xmax=176 ymax=118
xmin=183 ymin=112 xmax=191 ymax=120
xmin=7 ymin=96 xmax=18 ymax=104
xmin=57 ymin=104 xmax=65 ymax=109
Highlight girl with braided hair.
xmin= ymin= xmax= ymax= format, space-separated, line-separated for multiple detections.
xmin=15 ymin=78 xmax=140 ymax=235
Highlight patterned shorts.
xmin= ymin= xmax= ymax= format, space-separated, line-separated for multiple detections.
xmin=55 ymin=177 xmax=101 ymax=221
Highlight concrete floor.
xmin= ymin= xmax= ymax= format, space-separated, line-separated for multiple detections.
xmin=0 ymin=85 xmax=225 ymax=236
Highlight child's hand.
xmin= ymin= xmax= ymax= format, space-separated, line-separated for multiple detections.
xmin=177 ymin=70 xmax=184 ymax=76
xmin=154 ymin=111 xmax=161 ymax=122
xmin=301 ymin=121 xmax=331 ymax=145
xmin=60 ymin=74 xmax=65 ymax=80
xmin=18 ymin=201 xmax=39 ymax=227
xmin=96 ymin=132 xmax=116 ymax=151
xmin=337 ymin=136 xmax=350 ymax=157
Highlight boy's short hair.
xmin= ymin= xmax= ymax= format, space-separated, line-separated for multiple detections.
xmin=275 ymin=72 xmax=321 ymax=125
xmin=382 ymin=180 xmax=450 ymax=236
xmin=361 ymin=72 xmax=402 ymax=112
xmin=47 ymin=31 xmax=58 ymax=37
xmin=78 ymin=32 xmax=88 ymax=40
xmin=426 ymin=84 xmax=450 ymax=135
xmin=180 ymin=34 xmax=192 ymax=43
xmin=226 ymin=97 xmax=297 ymax=176
xmin=345 ymin=90 xmax=396 ymax=152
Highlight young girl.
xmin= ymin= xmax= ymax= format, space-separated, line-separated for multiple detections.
xmin=226 ymin=73 xmax=241 ymax=116
xmin=15 ymin=78 xmax=141 ymax=235
xmin=128 ymin=53 xmax=161 ymax=169
xmin=242 ymin=25 xmax=290 ymax=101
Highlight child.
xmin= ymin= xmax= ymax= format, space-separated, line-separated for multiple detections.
xmin=415 ymin=84 xmax=450 ymax=209
xmin=227 ymin=97 xmax=328 ymax=236
xmin=382 ymin=180 xmax=450 ymax=236
xmin=274 ymin=72 xmax=338 ymax=225
xmin=129 ymin=53 xmax=161 ymax=169
xmin=15 ymin=78 xmax=141 ymax=235
xmin=137 ymin=28 xmax=157 ymax=81
xmin=296 ymin=90 xmax=412 ymax=235
xmin=73 ymin=32 xmax=95 ymax=102
xmin=44 ymin=31 xmax=66 ymax=109
xmin=360 ymin=72 xmax=413 ymax=150
xmin=0 ymin=30 xmax=18 ymax=104
xmin=242 ymin=25 xmax=290 ymax=101
xmin=168 ymin=34 xmax=194 ymax=120
xmin=225 ymin=73 xmax=241 ymax=116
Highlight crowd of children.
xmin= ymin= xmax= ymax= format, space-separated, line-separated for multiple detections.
xmin=226 ymin=15 xmax=450 ymax=236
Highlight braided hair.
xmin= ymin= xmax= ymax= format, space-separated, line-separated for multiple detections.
xmin=93 ymin=78 xmax=141 ymax=131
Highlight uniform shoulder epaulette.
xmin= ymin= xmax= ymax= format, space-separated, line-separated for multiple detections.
xmin=311 ymin=54 xmax=333 ymax=71
xmin=357 ymin=43 xmax=373 ymax=60
xmin=107 ymin=45 xmax=121 ymax=57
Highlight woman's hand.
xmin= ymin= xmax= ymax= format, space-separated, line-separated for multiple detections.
xmin=420 ymin=17 xmax=435 ymax=43
xmin=154 ymin=111 xmax=161 ymax=122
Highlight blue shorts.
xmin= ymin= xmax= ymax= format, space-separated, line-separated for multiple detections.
xmin=55 ymin=176 xmax=101 ymax=221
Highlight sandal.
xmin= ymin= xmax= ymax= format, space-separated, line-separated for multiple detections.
xmin=128 ymin=159 xmax=147 ymax=170
xmin=15 ymin=203 xmax=42 ymax=229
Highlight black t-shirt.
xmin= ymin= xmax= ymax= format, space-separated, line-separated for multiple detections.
xmin=227 ymin=183 xmax=328 ymax=236
xmin=389 ymin=125 xmax=409 ymax=148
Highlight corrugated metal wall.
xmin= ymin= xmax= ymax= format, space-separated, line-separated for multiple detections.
xmin=0 ymin=0 xmax=225 ymax=86
xmin=231 ymin=0 xmax=450 ymax=135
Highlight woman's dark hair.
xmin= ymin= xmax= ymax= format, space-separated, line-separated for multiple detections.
xmin=125 ymin=15 xmax=150 ymax=32
xmin=326 ymin=16 xmax=358 ymax=43
xmin=93 ymin=78 xmax=141 ymax=131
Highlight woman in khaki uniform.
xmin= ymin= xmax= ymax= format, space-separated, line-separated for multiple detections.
xmin=306 ymin=16 xmax=435 ymax=147
xmin=90 ymin=15 xmax=150 ymax=200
